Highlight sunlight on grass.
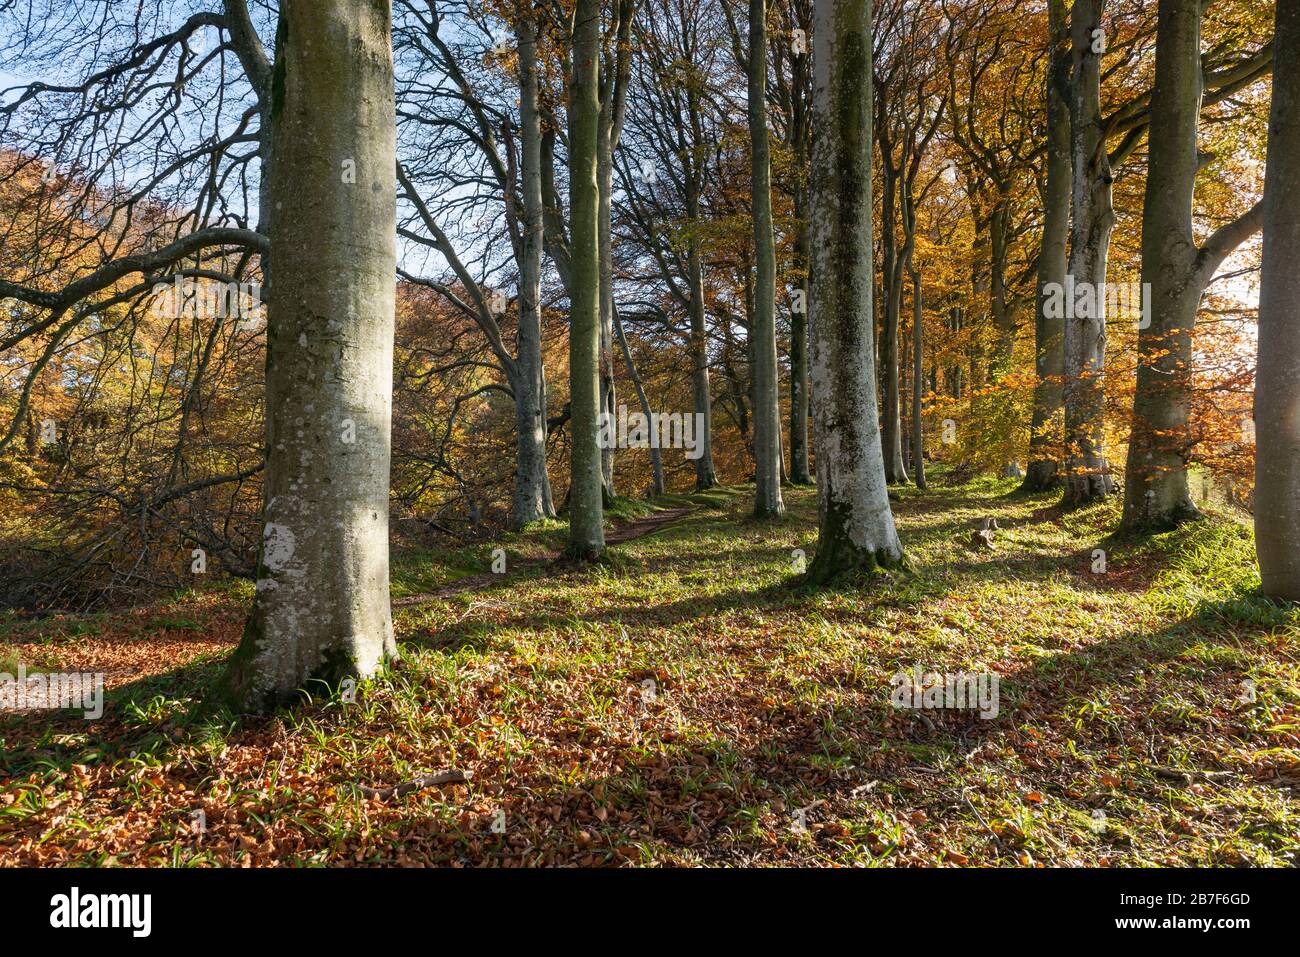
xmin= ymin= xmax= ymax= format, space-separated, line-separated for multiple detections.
xmin=2 ymin=476 xmax=1296 ymax=867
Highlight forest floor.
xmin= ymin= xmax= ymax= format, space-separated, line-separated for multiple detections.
xmin=1 ymin=472 xmax=1297 ymax=866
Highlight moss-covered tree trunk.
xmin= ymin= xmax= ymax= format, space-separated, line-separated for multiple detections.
xmin=879 ymin=166 xmax=909 ymax=485
xmin=511 ymin=8 xmax=556 ymax=529
xmin=749 ymin=0 xmax=786 ymax=518
xmin=806 ymin=0 xmax=903 ymax=585
xmin=1062 ymin=0 xmax=1116 ymax=504
xmin=789 ymin=4 xmax=812 ymax=487
xmin=1121 ymin=0 xmax=1201 ymax=530
xmin=1023 ymin=0 xmax=1071 ymax=492
xmin=221 ymin=0 xmax=398 ymax=710
xmin=911 ymin=269 xmax=926 ymax=491
xmin=567 ymin=0 xmax=606 ymax=559
xmin=1121 ymin=0 xmax=1262 ymax=531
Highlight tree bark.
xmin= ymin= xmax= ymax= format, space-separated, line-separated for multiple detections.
xmin=221 ymin=0 xmax=398 ymax=710
xmin=911 ymin=268 xmax=926 ymax=491
xmin=1255 ymin=0 xmax=1300 ymax=600
xmin=879 ymin=163 xmax=909 ymax=484
xmin=511 ymin=9 xmax=556 ymax=529
xmin=597 ymin=1 xmax=636 ymax=502
xmin=1062 ymin=0 xmax=1116 ymax=504
xmin=686 ymin=211 xmax=720 ymax=490
xmin=789 ymin=246 xmax=811 ymax=484
xmin=789 ymin=21 xmax=812 ymax=486
xmin=567 ymin=0 xmax=607 ymax=558
xmin=597 ymin=101 xmax=618 ymax=500
xmin=1121 ymin=0 xmax=1262 ymax=530
xmin=1023 ymin=0 xmax=1071 ymax=492
xmin=1121 ymin=0 xmax=1201 ymax=529
xmin=805 ymin=0 xmax=903 ymax=585
xmin=748 ymin=0 xmax=786 ymax=517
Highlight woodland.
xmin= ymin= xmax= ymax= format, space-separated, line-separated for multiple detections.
xmin=0 ymin=0 xmax=1295 ymax=869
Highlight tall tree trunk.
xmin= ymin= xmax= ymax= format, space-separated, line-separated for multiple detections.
xmin=597 ymin=1 xmax=636 ymax=502
xmin=780 ymin=0 xmax=811 ymax=486
xmin=1121 ymin=0 xmax=1262 ymax=530
xmin=1023 ymin=0 xmax=1071 ymax=492
xmin=1062 ymin=0 xmax=1116 ymax=504
xmin=567 ymin=0 xmax=606 ymax=558
xmin=988 ymin=198 xmax=1014 ymax=376
xmin=789 ymin=44 xmax=812 ymax=486
xmin=511 ymin=9 xmax=556 ymax=528
xmin=946 ymin=305 xmax=964 ymax=399
xmin=902 ymin=329 xmax=912 ymax=474
xmin=912 ymin=268 xmax=926 ymax=491
xmin=806 ymin=0 xmax=902 ymax=585
xmin=221 ymin=0 xmax=397 ymax=710
xmin=687 ymin=226 xmax=719 ymax=489
xmin=749 ymin=0 xmax=786 ymax=517
xmin=1254 ymin=0 xmax=1300 ymax=600
xmin=880 ymin=168 xmax=909 ymax=483
xmin=597 ymin=117 xmax=618 ymax=501
xmin=1121 ymin=0 xmax=1201 ymax=529
xmin=790 ymin=233 xmax=812 ymax=484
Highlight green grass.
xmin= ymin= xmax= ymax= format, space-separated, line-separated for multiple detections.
xmin=1 ymin=474 xmax=1296 ymax=867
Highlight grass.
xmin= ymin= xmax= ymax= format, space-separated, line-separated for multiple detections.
xmin=0 ymin=472 xmax=1296 ymax=866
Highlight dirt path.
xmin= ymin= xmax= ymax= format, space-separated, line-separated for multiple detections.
xmin=604 ymin=506 xmax=693 ymax=544
xmin=393 ymin=506 xmax=695 ymax=608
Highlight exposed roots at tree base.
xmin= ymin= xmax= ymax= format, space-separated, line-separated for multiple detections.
xmin=802 ymin=542 xmax=908 ymax=589
xmin=1020 ymin=460 xmax=1062 ymax=493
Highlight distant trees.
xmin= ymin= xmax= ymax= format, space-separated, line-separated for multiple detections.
xmin=617 ymin=0 xmax=725 ymax=491
xmin=0 ymin=0 xmax=1282 ymax=621
xmin=0 ymin=0 xmax=272 ymax=604
xmin=392 ymin=1 xmax=558 ymax=530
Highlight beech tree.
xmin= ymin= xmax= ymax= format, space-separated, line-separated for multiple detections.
xmin=911 ymin=267 xmax=926 ymax=490
xmin=220 ymin=0 xmax=399 ymax=709
xmin=770 ymin=0 xmax=813 ymax=486
xmin=1255 ymin=0 xmax=1300 ymax=601
xmin=596 ymin=0 xmax=639 ymax=500
xmin=1022 ymin=0 xmax=1071 ymax=492
xmin=1120 ymin=0 xmax=1263 ymax=531
xmin=567 ymin=0 xmax=607 ymax=559
xmin=1061 ymin=0 xmax=1115 ymax=504
xmin=748 ymin=0 xmax=785 ymax=518
xmin=806 ymin=0 xmax=903 ymax=586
